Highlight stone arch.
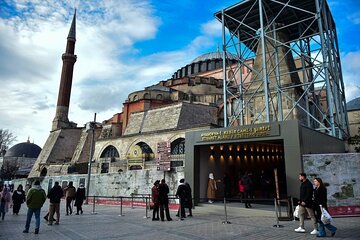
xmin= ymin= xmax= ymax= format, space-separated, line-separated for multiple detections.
xmin=144 ymin=92 xmax=150 ymax=99
xmin=136 ymin=141 xmax=154 ymax=161
xmin=40 ymin=167 xmax=47 ymax=177
xmin=133 ymin=95 xmax=138 ymax=101
xmin=100 ymin=145 xmax=120 ymax=162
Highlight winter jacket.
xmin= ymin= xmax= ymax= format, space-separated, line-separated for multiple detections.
xmin=26 ymin=186 xmax=46 ymax=209
xmin=299 ymin=179 xmax=314 ymax=208
xmin=47 ymin=185 xmax=64 ymax=204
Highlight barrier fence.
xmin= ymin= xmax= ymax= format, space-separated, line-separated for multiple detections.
xmin=87 ymin=194 xmax=294 ymax=227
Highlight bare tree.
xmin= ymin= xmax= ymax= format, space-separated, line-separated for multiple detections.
xmin=0 ymin=129 xmax=17 ymax=156
xmin=0 ymin=160 xmax=19 ymax=180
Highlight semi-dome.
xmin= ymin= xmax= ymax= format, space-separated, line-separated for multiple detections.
xmin=4 ymin=141 xmax=42 ymax=158
xmin=347 ymin=96 xmax=360 ymax=111
xmin=191 ymin=51 xmax=238 ymax=63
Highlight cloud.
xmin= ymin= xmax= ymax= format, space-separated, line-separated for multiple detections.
xmin=342 ymin=51 xmax=360 ymax=101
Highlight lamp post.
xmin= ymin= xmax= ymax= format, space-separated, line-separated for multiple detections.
xmin=85 ymin=113 xmax=96 ymax=204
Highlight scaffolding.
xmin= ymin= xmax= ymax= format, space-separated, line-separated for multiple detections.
xmin=215 ymin=0 xmax=349 ymax=139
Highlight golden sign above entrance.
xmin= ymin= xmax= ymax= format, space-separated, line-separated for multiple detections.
xmin=199 ymin=125 xmax=279 ymax=142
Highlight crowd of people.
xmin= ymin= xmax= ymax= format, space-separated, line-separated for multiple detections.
xmin=0 ymin=172 xmax=338 ymax=237
xmin=0 ymin=180 xmax=86 ymax=234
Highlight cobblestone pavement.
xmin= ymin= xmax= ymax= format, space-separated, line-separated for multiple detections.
xmin=0 ymin=201 xmax=359 ymax=240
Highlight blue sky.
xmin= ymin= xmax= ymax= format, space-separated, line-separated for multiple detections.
xmin=0 ymin=0 xmax=359 ymax=148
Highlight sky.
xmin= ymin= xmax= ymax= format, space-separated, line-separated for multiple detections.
xmin=0 ymin=0 xmax=359 ymax=149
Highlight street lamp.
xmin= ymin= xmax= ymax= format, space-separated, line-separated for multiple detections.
xmin=85 ymin=113 xmax=96 ymax=204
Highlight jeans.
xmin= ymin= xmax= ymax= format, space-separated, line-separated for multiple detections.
xmin=25 ymin=208 xmax=41 ymax=231
xmin=318 ymin=221 xmax=337 ymax=237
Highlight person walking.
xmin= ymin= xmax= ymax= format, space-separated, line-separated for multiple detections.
xmin=242 ymin=172 xmax=254 ymax=208
xmin=47 ymin=181 xmax=64 ymax=225
xmin=184 ymin=181 xmax=193 ymax=217
xmin=175 ymin=179 xmax=188 ymax=220
xmin=23 ymin=180 xmax=47 ymax=234
xmin=0 ymin=186 xmax=11 ymax=220
xmin=207 ymin=173 xmax=217 ymax=203
xmin=74 ymin=183 xmax=86 ymax=215
xmin=64 ymin=181 xmax=76 ymax=215
xmin=294 ymin=173 xmax=318 ymax=235
xmin=158 ymin=179 xmax=172 ymax=221
xmin=12 ymin=184 xmax=26 ymax=215
xmin=151 ymin=180 xmax=160 ymax=221
xmin=313 ymin=177 xmax=337 ymax=237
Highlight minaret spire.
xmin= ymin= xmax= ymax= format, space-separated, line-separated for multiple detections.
xmin=52 ymin=10 xmax=78 ymax=131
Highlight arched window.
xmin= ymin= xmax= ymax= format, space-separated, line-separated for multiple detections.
xmin=40 ymin=167 xmax=47 ymax=177
xmin=100 ymin=145 xmax=119 ymax=162
xmin=133 ymin=95 xmax=138 ymax=101
xmin=136 ymin=142 xmax=154 ymax=161
xmin=144 ymin=93 xmax=150 ymax=99
xmin=171 ymin=138 xmax=185 ymax=155
xmin=156 ymin=94 xmax=163 ymax=100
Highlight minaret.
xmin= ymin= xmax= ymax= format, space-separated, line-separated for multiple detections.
xmin=52 ymin=10 xmax=77 ymax=131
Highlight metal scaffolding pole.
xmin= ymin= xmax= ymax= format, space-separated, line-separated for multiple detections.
xmin=259 ymin=0 xmax=270 ymax=122
xmin=222 ymin=9 xmax=228 ymax=127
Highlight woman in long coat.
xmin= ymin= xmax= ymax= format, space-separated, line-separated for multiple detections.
xmin=207 ymin=173 xmax=217 ymax=203
xmin=12 ymin=184 xmax=26 ymax=215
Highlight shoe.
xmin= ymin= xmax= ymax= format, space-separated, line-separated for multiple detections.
xmin=317 ymin=235 xmax=326 ymax=238
xmin=310 ymin=229 xmax=319 ymax=235
xmin=81 ymin=210 xmax=83 ymax=214
xmin=167 ymin=218 xmax=172 ymax=221
xmin=23 ymin=229 xmax=29 ymax=233
xmin=208 ymin=200 xmax=213 ymax=203
xmin=175 ymin=214 xmax=179 ymax=217
xmin=34 ymin=228 xmax=39 ymax=234
xmin=55 ymin=222 xmax=59 ymax=225
xmin=331 ymin=231 xmax=336 ymax=237
xmin=43 ymin=216 xmax=48 ymax=221
xmin=48 ymin=223 xmax=53 ymax=226
xmin=188 ymin=214 xmax=193 ymax=217
xmin=66 ymin=213 xmax=69 ymax=216
xmin=75 ymin=213 xmax=79 ymax=215
xmin=295 ymin=227 xmax=306 ymax=233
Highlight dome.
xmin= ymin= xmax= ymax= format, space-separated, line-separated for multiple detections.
xmin=4 ymin=141 xmax=42 ymax=158
xmin=191 ymin=51 xmax=238 ymax=63
xmin=347 ymin=97 xmax=360 ymax=111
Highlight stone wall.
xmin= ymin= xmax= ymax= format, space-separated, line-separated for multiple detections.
xmin=303 ymin=153 xmax=360 ymax=208
xmin=13 ymin=169 xmax=184 ymax=197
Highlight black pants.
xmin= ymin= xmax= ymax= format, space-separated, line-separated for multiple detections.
xmin=13 ymin=202 xmax=22 ymax=214
xmin=244 ymin=191 xmax=252 ymax=207
xmin=159 ymin=202 xmax=171 ymax=221
xmin=66 ymin=197 xmax=73 ymax=215
xmin=152 ymin=202 xmax=159 ymax=219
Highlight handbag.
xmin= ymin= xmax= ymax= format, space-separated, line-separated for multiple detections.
xmin=293 ymin=205 xmax=300 ymax=218
xmin=320 ymin=205 xmax=332 ymax=224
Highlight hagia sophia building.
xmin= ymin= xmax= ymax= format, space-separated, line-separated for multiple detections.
xmin=3 ymin=3 xmax=360 ymax=213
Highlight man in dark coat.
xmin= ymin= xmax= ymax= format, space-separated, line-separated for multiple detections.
xmin=47 ymin=181 xmax=64 ymax=225
xmin=294 ymin=173 xmax=318 ymax=234
xmin=74 ymin=184 xmax=86 ymax=215
xmin=158 ymin=179 xmax=172 ymax=221
xmin=175 ymin=179 xmax=188 ymax=220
